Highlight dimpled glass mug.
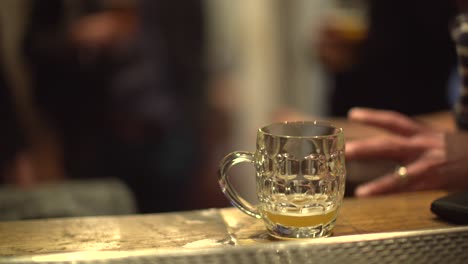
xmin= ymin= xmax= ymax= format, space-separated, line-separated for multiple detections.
xmin=218 ymin=121 xmax=346 ymax=239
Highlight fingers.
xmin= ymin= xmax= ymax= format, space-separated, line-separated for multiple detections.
xmin=348 ymin=108 xmax=425 ymax=136
xmin=346 ymin=136 xmax=428 ymax=161
xmin=355 ymin=165 xmax=416 ymax=197
xmin=354 ymin=172 xmax=401 ymax=197
xmin=354 ymin=158 xmax=442 ymax=197
xmin=12 ymin=152 xmax=37 ymax=187
xmin=317 ymin=19 xmax=360 ymax=72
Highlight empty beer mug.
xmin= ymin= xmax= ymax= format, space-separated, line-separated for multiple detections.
xmin=218 ymin=121 xmax=346 ymax=239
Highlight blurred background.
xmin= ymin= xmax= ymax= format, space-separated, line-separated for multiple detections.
xmin=0 ymin=0 xmax=458 ymax=219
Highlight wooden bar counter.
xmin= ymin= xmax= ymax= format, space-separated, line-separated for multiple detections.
xmin=0 ymin=190 xmax=464 ymax=262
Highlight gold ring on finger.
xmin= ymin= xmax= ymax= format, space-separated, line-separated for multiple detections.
xmin=396 ymin=165 xmax=408 ymax=185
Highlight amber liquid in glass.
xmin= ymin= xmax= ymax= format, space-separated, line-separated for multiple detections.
xmin=334 ymin=15 xmax=367 ymax=43
xmin=262 ymin=208 xmax=338 ymax=227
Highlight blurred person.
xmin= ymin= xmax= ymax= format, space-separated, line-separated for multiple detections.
xmin=273 ymin=0 xmax=468 ymax=197
xmin=20 ymin=0 xmax=138 ymax=186
xmin=0 ymin=0 xmax=139 ymax=220
xmin=15 ymin=0 xmax=214 ymax=213
xmin=280 ymin=0 xmax=459 ymax=192
xmin=345 ymin=8 xmax=468 ymax=197
xmin=317 ymin=0 xmax=458 ymax=117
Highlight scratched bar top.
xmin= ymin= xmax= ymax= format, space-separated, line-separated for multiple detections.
xmin=0 ymin=191 xmax=456 ymax=257
xmin=0 ymin=209 xmax=232 ymax=257
xmin=221 ymin=190 xmax=456 ymax=245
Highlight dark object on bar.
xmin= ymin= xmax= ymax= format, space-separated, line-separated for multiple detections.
xmin=431 ymin=191 xmax=468 ymax=224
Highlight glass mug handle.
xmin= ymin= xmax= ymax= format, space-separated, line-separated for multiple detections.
xmin=218 ymin=151 xmax=261 ymax=219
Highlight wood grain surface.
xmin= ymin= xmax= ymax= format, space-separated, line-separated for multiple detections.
xmin=0 ymin=209 xmax=232 ymax=257
xmin=0 ymin=190 xmax=457 ymax=257
xmin=219 ymin=190 xmax=455 ymax=245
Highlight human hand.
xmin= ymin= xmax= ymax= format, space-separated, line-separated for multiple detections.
xmin=4 ymin=147 xmax=65 ymax=187
xmin=346 ymin=108 xmax=468 ymax=197
xmin=316 ymin=15 xmax=367 ymax=72
xmin=4 ymin=151 xmax=37 ymax=187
